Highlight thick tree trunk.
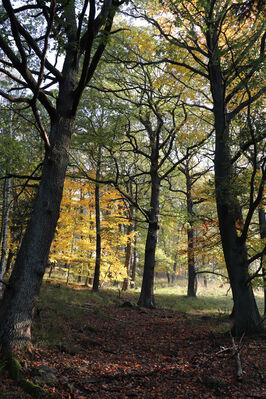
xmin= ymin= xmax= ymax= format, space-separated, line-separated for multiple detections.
xmin=208 ymin=49 xmax=261 ymax=335
xmin=138 ymin=171 xmax=160 ymax=308
xmin=258 ymin=208 xmax=266 ymax=314
xmin=93 ymin=157 xmax=101 ymax=292
xmin=186 ymin=167 xmax=197 ymax=297
xmin=0 ymin=114 xmax=75 ymax=355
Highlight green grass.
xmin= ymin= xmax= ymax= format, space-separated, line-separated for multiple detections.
xmin=32 ymin=278 xmax=264 ymax=348
xmin=154 ymin=280 xmax=264 ymax=316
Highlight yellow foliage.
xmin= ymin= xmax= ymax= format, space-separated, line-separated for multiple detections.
xmin=50 ymin=177 xmax=133 ymax=282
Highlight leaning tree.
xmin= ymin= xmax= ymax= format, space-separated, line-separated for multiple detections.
xmin=0 ymin=0 xmax=124 ymax=357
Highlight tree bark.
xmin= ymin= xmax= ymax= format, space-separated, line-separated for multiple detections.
xmin=258 ymin=207 xmax=266 ymax=314
xmin=207 ymin=35 xmax=261 ymax=335
xmin=0 ymin=69 xmax=76 ymax=353
xmin=131 ymin=219 xmax=138 ymax=287
xmin=0 ymin=0 xmax=118 ymax=356
xmin=138 ymin=171 xmax=160 ymax=308
xmin=0 ymin=177 xmax=11 ymax=286
xmin=93 ymin=155 xmax=101 ymax=292
xmin=186 ymin=165 xmax=197 ymax=297
xmin=122 ymin=206 xmax=133 ymax=291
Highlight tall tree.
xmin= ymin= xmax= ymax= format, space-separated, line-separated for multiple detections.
xmin=137 ymin=0 xmax=265 ymax=335
xmin=0 ymin=0 xmax=124 ymax=356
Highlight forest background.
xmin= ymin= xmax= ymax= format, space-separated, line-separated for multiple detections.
xmin=0 ymin=0 xmax=265 ymax=381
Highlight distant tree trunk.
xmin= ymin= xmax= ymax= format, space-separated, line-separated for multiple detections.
xmin=93 ymin=154 xmax=101 ymax=292
xmin=77 ymin=264 xmax=83 ymax=284
xmin=67 ymin=207 xmax=78 ymax=285
xmin=122 ymin=206 xmax=133 ymax=291
xmin=66 ymin=263 xmax=71 ymax=285
xmin=258 ymin=208 xmax=266 ymax=314
xmin=207 ymin=36 xmax=261 ymax=335
xmin=171 ymin=255 xmax=177 ymax=283
xmin=138 ymin=170 xmax=160 ymax=308
xmin=48 ymin=263 xmax=54 ymax=279
xmin=187 ymin=226 xmax=197 ymax=297
xmin=0 ymin=177 xmax=11 ymax=286
xmin=203 ymin=275 xmax=208 ymax=288
xmin=131 ymin=220 xmax=138 ymax=287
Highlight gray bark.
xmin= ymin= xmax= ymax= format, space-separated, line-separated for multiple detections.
xmin=138 ymin=171 xmax=160 ymax=308
xmin=0 ymin=0 xmax=117 ymax=355
xmin=0 ymin=177 xmax=11 ymax=286
xmin=93 ymin=154 xmax=101 ymax=292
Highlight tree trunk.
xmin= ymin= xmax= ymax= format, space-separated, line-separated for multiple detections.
xmin=122 ymin=207 xmax=133 ymax=291
xmin=186 ymin=166 xmax=197 ymax=297
xmin=138 ymin=171 xmax=160 ymax=308
xmin=203 ymin=275 xmax=208 ymax=288
xmin=130 ymin=219 xmax=138 ymax=286
xmin=208 ymin=44 xmax=261 ymax=335
xmin=187 ymin=227 xmax=197 ymax=297
xmin=0 ymin=177 xmax=11 ymax=287
xmin=258 ymin=207 xmax=266 ymax=314
xmin=48 ymin=263 xmax=54 ymax=279
xmin=0 ymin=113 xmax=75 ymax=355
xmin=93 ymin=155 xmax=101 ymax=292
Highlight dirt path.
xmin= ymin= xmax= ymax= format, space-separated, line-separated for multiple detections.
xmin=1 ymin=303 xmax=265 ymax=398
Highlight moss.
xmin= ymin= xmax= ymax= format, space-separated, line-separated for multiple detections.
xmin=21 ymin=380 xmax=47 ymax=398
xmin=7 ymin=357 xmax=22 ymax=381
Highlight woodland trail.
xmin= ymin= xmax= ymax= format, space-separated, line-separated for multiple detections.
xmin=1 ymin=289 xmax=265 ymax=398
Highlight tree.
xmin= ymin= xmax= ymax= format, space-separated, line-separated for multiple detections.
xmin=0 ymin=0 xmax=124 ymax=356
xmin=50 ymin=176 xmax=130 ymax=285
xmin=93 ymin=30 xmax=212 ymax=306
xmin=136 ymin=0 xmax=265 ymax=335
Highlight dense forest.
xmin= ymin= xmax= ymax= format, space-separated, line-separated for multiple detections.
xmin=0 ymin=0 xmax=265 ymax=397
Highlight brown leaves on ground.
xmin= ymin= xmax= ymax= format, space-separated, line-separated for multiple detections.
xmin=1 ymin=295 xmax=265 ymax=398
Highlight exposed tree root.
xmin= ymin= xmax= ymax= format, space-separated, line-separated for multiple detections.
xmin=1 ymin=355 xmax=49 ymax=398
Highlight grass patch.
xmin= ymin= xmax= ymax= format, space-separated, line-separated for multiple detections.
xmin=154 ymin=281 xmax=264 ymax=316
xmin=32 ymin=279 xmax=264 ymax=348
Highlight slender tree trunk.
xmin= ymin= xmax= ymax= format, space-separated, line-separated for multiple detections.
xmin=131 ymin=219 xmax=138 ymax=287
xmin=187 ymin=227 xmax=197 ymax=297
xmin=208 ymin=42 xmax=261 ymax=335
xmin=138 ymin=171 xmax=160 ymax=308
xmin=93 ymin=154 xmax=101 ymax=292
xmin=204 ymin=275 xmax=208 ymax=288
xmin=0 ymin=178 xmax=11 ymax=285
xmin=122 ymin=207 xmax=133 ymax=291
xmin=67 ymin=207 xmax=78 ymax=286
xmin=48 ymin=263 xmax=54 ymax=279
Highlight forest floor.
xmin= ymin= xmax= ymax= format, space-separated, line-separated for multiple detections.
xmin=0 ymin=281 xmax=265 ymax=398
